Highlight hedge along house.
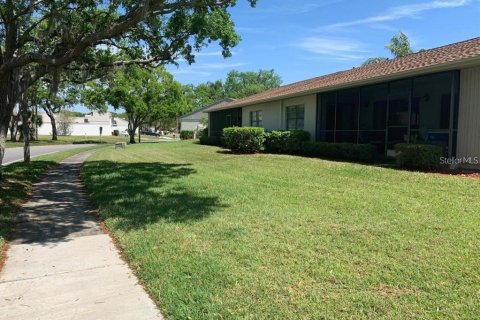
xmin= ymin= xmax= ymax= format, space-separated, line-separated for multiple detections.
xmin=204 ymin=37 xmax=480 ymax=167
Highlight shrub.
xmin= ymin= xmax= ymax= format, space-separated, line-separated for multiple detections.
xmin=300 ymin=141 xmax=376 ymax=163
xmin=394 ymin=143 xmax=442 ymax=170
xmin=264 ymin=130 xmax=311 ymax=153
xmin=223 ymin=127 xmax=265 ymax=153
xmin=112 ymin=130 xmax=119 ymax=136
xmin=198 ymin=127 xmax=209 ymax=138
xmin=199 ymin=135 xmax=223 ymax=146
xmin=180 ymin=130 xmax=194 ymax=140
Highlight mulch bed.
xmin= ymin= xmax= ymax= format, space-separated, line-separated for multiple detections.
xmin=432 ymin=170 xmax=480 ymax=180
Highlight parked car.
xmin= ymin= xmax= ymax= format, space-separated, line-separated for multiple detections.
xmin=141 ymin=130 xmax=160 ymax=136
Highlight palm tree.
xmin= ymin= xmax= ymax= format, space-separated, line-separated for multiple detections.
xmin=385 ymin=32 xmax=413 ymax=57
xmin=361 ymin=57 xmax=389 ymax=67
xmin=362 ymin=32 xmax=414 ymax=66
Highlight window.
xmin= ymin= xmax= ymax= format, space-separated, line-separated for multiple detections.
xmin=286 ymin=105 xmax=304 ymax=130
xmin=250 ymin=110 xmax=263 ymax=127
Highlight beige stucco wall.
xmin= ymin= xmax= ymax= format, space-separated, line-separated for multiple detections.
xmin=283 ymin=94 xmax=317 ymax=139
xmin=180 ymin=120 xmax=200 ymax=131
xmin=242 ymin=101 xmax=282 ymax=132
xmin=241 ymin=94 xmax=317 ymax=139
xmin=457 ymin=66 xmax=480 ymax=168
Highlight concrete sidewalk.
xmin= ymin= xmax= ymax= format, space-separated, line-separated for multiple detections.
xmin=0 ymin=151 xmax=162 ymax=319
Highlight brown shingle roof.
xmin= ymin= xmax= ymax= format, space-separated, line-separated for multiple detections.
xmin=205 ymin=37 xmax=480 ymax=112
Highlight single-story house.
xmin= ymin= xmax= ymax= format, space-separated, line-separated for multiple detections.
xmin=180 ymin=98 xmax=234 ymax=132
xmin=205 ymin=37 xmax=480 ymax=168
xmin=38 ymin=111 xmax=130 ymax=136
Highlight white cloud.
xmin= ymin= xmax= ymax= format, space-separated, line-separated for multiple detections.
xmin=320 ymin=0 xmax=470 ymax=30
xmin=296 ymin=37 xmax=367 ymax=60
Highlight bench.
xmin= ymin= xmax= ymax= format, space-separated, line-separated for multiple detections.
xmin=115 ymin=142 xmax=127 ymax=149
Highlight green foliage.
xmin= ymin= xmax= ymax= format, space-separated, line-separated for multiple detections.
xmin=198 ymin=127 xmax=209 ymax=138
xmin=193 ymin=81 xmax=226 ymax=108
xmin=224 ymin=69 xmax=282 ymax=99
xmin=223 ymin=127 xmax=265 ymax=153
xmin=83 ymin=66 xmax=186 ymax=142
xmin=57 ymin=111 xmax=74 ymax=136
xmin=180 ymin=130 xmax=195 ymax=140
xmin=112 ymin=130 xmax=120 ymax=136
xmin=199 ymin=116 xmax=209 ymax=127
xmin=395 ymin=143 xmax=442 ymax=170
xmin=300 ymin=142 xmax=376 ymax=163
xmin=199 ymin=135 xmax=223 ymax=146
xmin=264 ymin=130 xmax=310 ymax=153
xmin=362 ymin=32 xmax=414 ymax=66
xmin=190 ymin=69 xmax=282 ymax=109
xmin=386 ymin=32 xmax=414 ymax=57
xmin=0 ymin=0 xmax=256 ymax=81
xmin=362 ymin=57 xmax=389 ymax=66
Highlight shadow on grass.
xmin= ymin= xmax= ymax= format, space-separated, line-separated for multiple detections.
xmin=81 ymin=161 xmax=225 ymax=230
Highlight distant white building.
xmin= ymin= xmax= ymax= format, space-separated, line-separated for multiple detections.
xmin=179 ymin=98 xmax=234 ymax=132
xmin=38 ymin=111 xmax=131 ymax=136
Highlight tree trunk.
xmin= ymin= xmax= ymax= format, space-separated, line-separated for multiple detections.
xmin=22 ymin=109 xmax=30 ymax=162
xmin=129 ymin=128 xmax=136 ymax=144
xmin=9 ymin=113 xmax=19 ymax=141
xmin=127 ymin=118 xmax=137 ymax=144
xmin=43 ymin=106 xmax=58 ymax=140
xmin=51 ymin=116 xmax=58 ymax=140
xmin=0 ymin=89 xmax=13 ymax=179
xmin=0 ymin=121 xmax=7 ymax=180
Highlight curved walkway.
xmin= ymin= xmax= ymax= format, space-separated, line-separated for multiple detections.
xmin=0 ymin=150 xmax=162 ymax=319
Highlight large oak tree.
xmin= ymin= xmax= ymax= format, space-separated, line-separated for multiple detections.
xmin=0 ymin=0 xmax=256 ymax=176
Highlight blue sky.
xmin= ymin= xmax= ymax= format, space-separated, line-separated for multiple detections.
xmin=167 ymin=0 xmax=480 ymax=86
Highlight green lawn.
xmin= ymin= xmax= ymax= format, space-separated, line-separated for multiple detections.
xmin=0 ymin=146 xmax=102 ymax=258
xmin=81 ymin=141 xmax=480 ymax=319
